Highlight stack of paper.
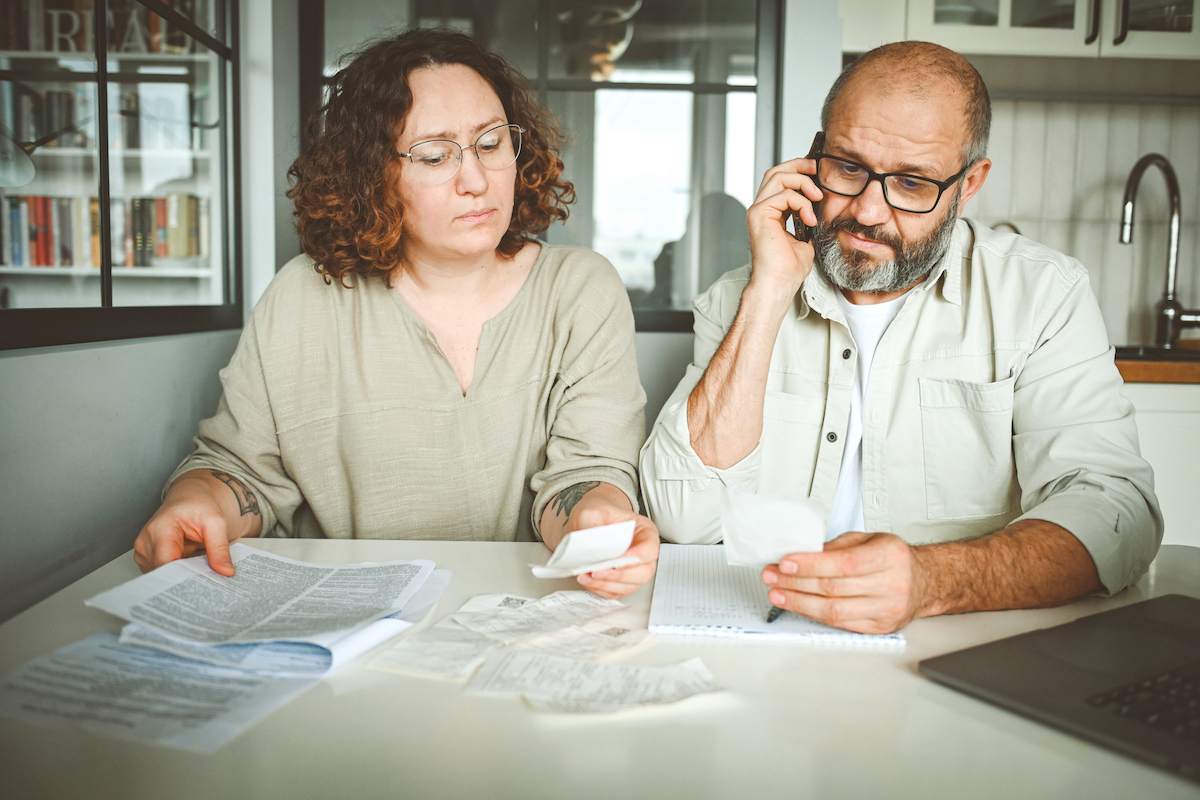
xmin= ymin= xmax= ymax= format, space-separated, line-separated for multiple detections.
xmin=0 ymin=545 xmax=447 ymax=752
xmin=371 ymin=590 xmax=720 ymax=714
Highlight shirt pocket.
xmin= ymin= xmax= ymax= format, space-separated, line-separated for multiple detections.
xmin=919 ymin=376 xmax=1017 ymax=520
xmin=759 ymin=390 xmax=825 ymax=498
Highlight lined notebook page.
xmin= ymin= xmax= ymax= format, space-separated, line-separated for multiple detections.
xmin=649 ymin=544 xmax=904 ymax=649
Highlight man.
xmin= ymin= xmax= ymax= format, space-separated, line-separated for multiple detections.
xmin=639 ymin=41 xmax=1162 ymax=635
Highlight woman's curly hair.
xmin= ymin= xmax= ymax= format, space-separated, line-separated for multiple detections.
xmin=287 ymin=28 xmax=575 ymax=286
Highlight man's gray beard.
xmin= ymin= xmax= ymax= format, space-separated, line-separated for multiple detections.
xmin=813 ymin=193 xmax=961 ymax=294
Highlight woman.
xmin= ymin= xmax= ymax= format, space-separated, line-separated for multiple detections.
xmin=131 ymin=29 xmax=658 ymax=599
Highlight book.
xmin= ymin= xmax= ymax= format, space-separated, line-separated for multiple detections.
xmin=648 ymin=544 xmax=906 ymax=649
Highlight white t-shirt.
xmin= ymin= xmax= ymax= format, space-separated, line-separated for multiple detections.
xmin=826 ymin=290 xmax=909 ymax=538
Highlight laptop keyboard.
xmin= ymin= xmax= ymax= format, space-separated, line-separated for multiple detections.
xmin=1087 ymin=660 xmax=1200 ymax=742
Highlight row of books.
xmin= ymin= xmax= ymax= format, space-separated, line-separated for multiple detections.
xmin=2 ymin=1 xmax=212 ymax=53
xmin=1 ymin=193 xmax=210 ymax=268
xmin=3 ymin=82 xmax=201 ymax=151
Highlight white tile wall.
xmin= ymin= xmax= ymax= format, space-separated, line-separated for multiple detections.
xmin=969 ymin=100 xmax=1200 ymax=345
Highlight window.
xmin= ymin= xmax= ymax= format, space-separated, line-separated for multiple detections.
xmin=0 ymin=0 xmax=242 ymax=349
xmin=302 ymin=0 xmax=780 ymax=331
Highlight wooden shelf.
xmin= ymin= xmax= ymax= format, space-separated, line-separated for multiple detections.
xmin=0 ymin=266 xmax=213 ymax=279
xmin=34 ymin=148 xmax=211 ymax=159
xmin=0 ymin=50 xmax=213 ymax=63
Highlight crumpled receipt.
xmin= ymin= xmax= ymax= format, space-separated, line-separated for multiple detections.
xmin=720 ymin=485 xmax=826 ymax=567
xmin=467 ymin=651 xmax=721 ymax=713
xmin=531 ymin=519 xmax=638 ymax=578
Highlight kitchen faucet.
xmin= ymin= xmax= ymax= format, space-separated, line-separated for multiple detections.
xmin=1119 ymin=154 xmax=1199 ymax=349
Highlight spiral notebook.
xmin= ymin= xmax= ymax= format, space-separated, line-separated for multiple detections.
xmin=649 ymin=544 xmax=905 ymax=650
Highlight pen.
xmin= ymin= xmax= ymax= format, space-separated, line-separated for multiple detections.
xmin=766 ymin=606 xmax=785 ymax=624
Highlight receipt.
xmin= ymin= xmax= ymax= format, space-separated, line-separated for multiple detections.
xmin=531 ymin=520 xmax=638 ymax=578
xmin=453 ymin=591 xmax=624 ymax=645
xmin=468 ymin=651 xmax=721 ymax=713
xmin=369 ymin=620 xmax=498 ymax=680
xmin=721 ymin=485 xmax=825 ymax=566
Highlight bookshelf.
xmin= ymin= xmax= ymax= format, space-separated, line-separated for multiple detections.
xmin=0 ymin=0 xmax=232 ymax=312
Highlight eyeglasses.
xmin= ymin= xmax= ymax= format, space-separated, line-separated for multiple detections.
xmin=810 ymin=134 xmax=971 ymax=214
xmin=397 ymin=123 xmax=525 ymax=186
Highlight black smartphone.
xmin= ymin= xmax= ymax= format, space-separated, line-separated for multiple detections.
xmin=791 ymin=131 xmax=824 ymax=243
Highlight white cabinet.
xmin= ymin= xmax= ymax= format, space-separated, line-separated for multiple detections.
xmin=841 ymin=0 xmax=1200 ymax=59
xmin=1124 ymin=382 xmax=1200 ymax=549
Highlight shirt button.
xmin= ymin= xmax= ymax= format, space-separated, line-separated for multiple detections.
xmin=842 ymin=348 xmax=852 ymax=360
xmin=827 ymin=432 xmax=838 ymax=443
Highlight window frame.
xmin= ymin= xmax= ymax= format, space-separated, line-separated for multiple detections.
xmin=0 ymin=0 xmax=244 ymax=350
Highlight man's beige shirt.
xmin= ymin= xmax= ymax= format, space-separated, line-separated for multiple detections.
xmin=640 ymin=219 xmax=1162 ymax=593
xmin=169 ymin=245 xmax=645 ymax=543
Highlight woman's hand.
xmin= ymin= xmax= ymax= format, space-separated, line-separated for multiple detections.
xmin=132 ymin=470 xmax=262 ymax=576
xmin=563 ymin=489 xmax=660 ymax=599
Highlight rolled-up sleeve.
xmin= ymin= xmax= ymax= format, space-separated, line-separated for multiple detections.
xmin=163 ymin=298 xmax=303 ymax=538
xmin=1011 ymin=264 xmax=1163 ymax=593
xmin=640 ymin=275 xmax=763 ymax=544
xmin=529 ymin=261 xmax=646 ymax=537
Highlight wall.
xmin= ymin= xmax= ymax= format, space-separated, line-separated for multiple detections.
xmin=970 ymin=99 xmax=1200 ymax=346
xmin=0 ymin=330 xmax=239 ymax=621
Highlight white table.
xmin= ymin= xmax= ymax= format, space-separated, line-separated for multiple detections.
xmin=2 ymin=540 xmax=1197 ymax=800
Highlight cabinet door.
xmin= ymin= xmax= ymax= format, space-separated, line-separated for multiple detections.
xmin=1100 ymin=0 xmax=1200 ymax=59
xmin=839 ymin=0 xmax=907 ymax=52
xmin=907 ymin=0 xmax=1102 ymax=56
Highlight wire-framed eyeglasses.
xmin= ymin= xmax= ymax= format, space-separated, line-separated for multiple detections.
xmin=398 ymin=123 xmax=525 ymax=186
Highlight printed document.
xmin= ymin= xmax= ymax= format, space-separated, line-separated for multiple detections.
xmin=0 ymin=633 xmax=316 ymax=752
xmin=119 ymin=569 xmax=452 ymax=676
xmin=86 ymin=543 xmax=434 ymax=645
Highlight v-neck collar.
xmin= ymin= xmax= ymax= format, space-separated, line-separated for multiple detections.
xmin=384 ymin=242 xmax=548 ymax=400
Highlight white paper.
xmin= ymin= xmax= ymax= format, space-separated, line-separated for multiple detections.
xmin=86 ymin=544 xmax=434 ymax=646
xmin=452 ymin=590 xmax=624 ymax=645
xmin=531 ymin=520 xmax=639 ymax=578
xmin=369 ymin=620 xmax=498 ymax=680
xmin=522 ymin=617 xmax=648 ymax=660
xmin=720 ymin=485 xmax=826 ymax=567
xmin=119 ymin=569 xmax=453 ymax=676
xmin=649 ymin=544 xmax=905 ymax=649
xmin=0 ymin=634 xmax=316 ymax=753
xmin=467 ymin=651 xmax=721 ymax=713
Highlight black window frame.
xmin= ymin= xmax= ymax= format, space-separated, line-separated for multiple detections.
xmin=297 ymin=0 xmax=781 ymax=333
xmin=0 ymin=0 xmax=244 ymax=350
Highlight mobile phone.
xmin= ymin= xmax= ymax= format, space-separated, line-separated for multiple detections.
xmin=791 ymin=131 xmax=824 ymax=243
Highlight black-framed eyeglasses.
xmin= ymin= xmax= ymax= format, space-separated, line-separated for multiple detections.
xmin=398 ymin=123 xmax=526 ymax=186
xmin=809 ymin=132 xmax=971 ymax=214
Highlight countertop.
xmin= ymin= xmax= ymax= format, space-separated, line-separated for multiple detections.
xmin=1117 ymin=339 xmax=1200 ymax=384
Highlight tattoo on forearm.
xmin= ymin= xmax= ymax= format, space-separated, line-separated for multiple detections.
xmin=551 ymin=481 xmax=601 ymax=521
xmin=211 ymin=471 xmax=261 ymax=518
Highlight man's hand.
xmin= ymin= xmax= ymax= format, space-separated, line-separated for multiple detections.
xmin=760 ymin=532 xmax=928 ymax=634
xmin=746 ymin=157 xmax=823 ymax=295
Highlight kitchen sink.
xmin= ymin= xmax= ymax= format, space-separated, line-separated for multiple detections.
xmin=1114 ymin=345 xmax=1200 ymax=361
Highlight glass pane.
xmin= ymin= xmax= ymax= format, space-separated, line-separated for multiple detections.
xmin=934 ymin=0 xmax=1000 ymax=26
xmin=547 ymin=0 xmax=757 ymax=85
xmin=111 ymin=2 xmax=227 ymax=307
xmin=547 ymin=89 xmax=753 ymax=312
xmin=1129 ymin=0 xmax=1194 ymax=32
xmin=1011 ymin=0 xmax=1076 ymax=29
xmin=326 ymin=1 xmax=539 ymax=78
xmin=0 ymin=1 xmax=102 ymax=309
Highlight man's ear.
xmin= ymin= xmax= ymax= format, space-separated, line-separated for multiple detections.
xmin=957 ymin=158 xmax=991 ymax=209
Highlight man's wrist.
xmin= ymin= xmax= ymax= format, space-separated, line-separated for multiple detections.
xmin=911 ymin=544 xmax=952 ymax=618
xmin=741 ymin=276 xmax=799 ymax=324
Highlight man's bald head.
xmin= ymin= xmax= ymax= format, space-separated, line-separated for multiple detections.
xmin=820 ymin=41 xmax=991 ymax=166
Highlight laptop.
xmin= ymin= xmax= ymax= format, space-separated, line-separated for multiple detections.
xmin=918 ymin=594 xmax=1200 ymax=784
